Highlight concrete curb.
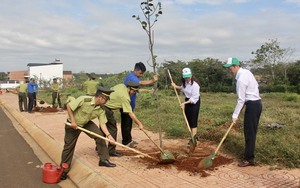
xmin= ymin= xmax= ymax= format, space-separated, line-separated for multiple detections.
xmin=0 ymin=99 xmax=112 ymax=187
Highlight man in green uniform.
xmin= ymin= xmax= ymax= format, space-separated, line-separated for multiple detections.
xmin=84 ymin=73 xmax=99 ymax=95
xmin=51 ymin=78 xmax=62 ymax=108
xmin=103 ymin=82 xmax=144 ymax=157
xmin=60 ymin=86 xmax=116 ymax=181
xmin=16 ymin=81 xmax=28 ymax=112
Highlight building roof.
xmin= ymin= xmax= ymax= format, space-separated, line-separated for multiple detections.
xmin=27 ymin=62 xmax=63 ymax=67
xmin=63 ymin=70 xmax=72 ymax=74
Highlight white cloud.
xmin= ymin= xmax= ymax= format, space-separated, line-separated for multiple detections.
xmin=0 ymin=0 xmax=299 ymax=74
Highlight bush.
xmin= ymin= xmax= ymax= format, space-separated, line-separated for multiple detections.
xmin=283 ymin=93 xmax=299 ymax=102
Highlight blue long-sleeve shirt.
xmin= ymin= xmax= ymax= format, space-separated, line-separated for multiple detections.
xmin=124 ymin=72 xmax=140 ymax=110
xmin=27 ymin=81 xmax=39 ymax=94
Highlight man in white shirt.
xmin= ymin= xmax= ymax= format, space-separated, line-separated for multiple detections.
xmin=223 ymin=57 xmax=262 ymax=167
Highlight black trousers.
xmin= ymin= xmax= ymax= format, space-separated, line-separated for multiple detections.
xmin=103 ymin=106 xmax=118 ymax=154
xmin=120 ymin=109 xmax=133 ymax=145
xmin=184 ymin=97 xmax=201 ymax=129
xmin=52 ymin=91 xmax=62 ymax=108
xmin=244 ymin=100 xmax=262 ymax=162
xmin=33 ymin=92 xmax=37 ymax=107
xmin=27 ymin=93 xmax=35 ymax=112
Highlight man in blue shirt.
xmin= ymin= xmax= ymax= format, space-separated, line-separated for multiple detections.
xmin=27 ymin=77 xmax=39 ymax=113
xmin=122 ymin=62 xmax=158 ymax=147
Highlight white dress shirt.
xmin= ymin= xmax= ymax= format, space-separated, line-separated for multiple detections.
xmin=233 ymin=68 xmax=261 ymax=119
xmin=181 ymin=81 xmax=200 ymax=104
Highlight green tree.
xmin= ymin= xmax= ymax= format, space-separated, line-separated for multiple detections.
xmin=287 ymin=60 xmax=300 ymax=86
xmin=251 ymin=39 xmax=286 ymax=82
xmin=0 ymin=72 xmax=7 ymax=81
xmin=188 ymin=58 xmax=229 ymax=92
xmin=132 ymin=0 xmax=162 ymax=74
xmin=160 ymin=60 xmax=187 ymax=88
xmin=73 ymin=71 xmax=89 ymax=90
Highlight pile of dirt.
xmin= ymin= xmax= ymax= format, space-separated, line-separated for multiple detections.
xmin=33 ymin=106 xmax=59 ymax=113
xmin=122 ymin=144 xmax=234 ymax=177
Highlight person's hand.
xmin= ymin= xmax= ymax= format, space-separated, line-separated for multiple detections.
xmin=232 ymin=118 xmax=238 ymax=124
xmin=180 ymin=103 xmax=185 ymax=109
xmin=152 ymin=75 xmax=158 ymax=83
xmin=171 ymin=82 xmax=176 ymax=87
xmin=138 ymin=123 xmax=144 ymax=130
xmin=107 ymin=135 xmax=116 ymax=145
xmin=70 ymin=122 xmax=78 ymax=130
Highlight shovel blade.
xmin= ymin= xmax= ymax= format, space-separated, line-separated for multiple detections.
xmin=158 ymin=150 xmax=175 ymax=164
xmin=189 ymin=140 xmax=197 ymax=154
xmin=197 ymin=154 xmax=214 ymax=169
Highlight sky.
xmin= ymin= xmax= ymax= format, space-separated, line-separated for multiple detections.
xmin=1 ymin=0 xmax=300 ymax=74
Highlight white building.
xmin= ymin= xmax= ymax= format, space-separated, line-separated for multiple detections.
xmin=27 ymin=60 xmax=63 ymax=83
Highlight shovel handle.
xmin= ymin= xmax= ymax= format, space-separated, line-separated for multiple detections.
xmin=167 ymin=69 xmax=193 ymax=134
xmin=65 ymin=122 xmax=158 ymax=161
xmin=212 ymin=122 xmax=235 ymax=159
xmin=141 ymin=128 xmax=168 ymax=155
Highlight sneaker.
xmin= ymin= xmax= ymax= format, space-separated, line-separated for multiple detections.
xmin=132 ymin=140 xmax=138 ymax=145
xmin=126 ymin=141 xmax=137 ymax=148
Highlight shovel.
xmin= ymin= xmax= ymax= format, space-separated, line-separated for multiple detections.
xmin=65 ymin=122 xmax=159 ymax=162
xmin=141 ymin=129 xmax=175 ymax=164
xmin=197 ymin=122 xmax=235 ymax=169
xmin=167 ymin=69 xmax=196 ymax=153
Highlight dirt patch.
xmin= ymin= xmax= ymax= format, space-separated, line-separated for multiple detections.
xmin=121 ymin=142 xmax=234 ymax=177
xmin=33 ymin=106 xmax=59 ymax=113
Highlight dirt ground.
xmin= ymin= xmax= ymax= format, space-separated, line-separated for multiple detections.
xmin=121 ymin=141 xmax=234 ymax=177
xmin=33 ymin=106 xmax=59 ymax=113
xmin=34 ymin=106 xmax=235 ymax=177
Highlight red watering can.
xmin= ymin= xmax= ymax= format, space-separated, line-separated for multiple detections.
xmin=42 ymin=163 xmax=69 ymax=184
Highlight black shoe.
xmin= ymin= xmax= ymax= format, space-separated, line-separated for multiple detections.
xmin=60 ymin=172 xmax=68 ymax=180
xmin=238 ymin=160 xmax=255 ymax=167
xmin=98 ymin=160 xmax=116 ymax=167
xmin=109 ymin=151 xmax=123 ymax=157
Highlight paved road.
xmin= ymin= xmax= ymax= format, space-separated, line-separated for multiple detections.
xmin=0 ymin=107 xmax=59 ymax=188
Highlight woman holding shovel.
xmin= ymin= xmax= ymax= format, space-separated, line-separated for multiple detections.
xmin=171 ymin=67 xmax=200 ymax=147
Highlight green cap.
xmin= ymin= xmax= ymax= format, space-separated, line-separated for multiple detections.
xmin=223 ymin=57 xmax=240 ymax=68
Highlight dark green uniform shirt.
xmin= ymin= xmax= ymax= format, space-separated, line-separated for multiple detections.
xmin=17 ymin=83 xmax=28 ymax=93
xmin=51 ymin=83 xmax=60 ymax=92
xmin=66 ymin=96 xmax=75 ymax=104
xmin=67 ymin=96 xmax=107 ymax=127
xmin=84 ymin=80 xmax=99 ymax=95
xmin=105 ymin=84 xmax=132 ymax=113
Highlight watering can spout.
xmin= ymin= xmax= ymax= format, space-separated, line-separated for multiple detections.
xmin=57 ymin=163 xmax=69 ymax=182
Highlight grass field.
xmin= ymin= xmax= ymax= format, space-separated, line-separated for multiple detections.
xmin=39 ymin=90 xmax=300 ymax=168
xmin=134 ymin=91 xmax=300 ymax=168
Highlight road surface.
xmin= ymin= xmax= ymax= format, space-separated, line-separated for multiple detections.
xmin=0 ymin=107 xmax=60 ymax=188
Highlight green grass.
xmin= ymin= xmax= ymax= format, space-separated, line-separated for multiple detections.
xmin=134 ymin=91 xmax=300 ymax=168
xmin=38 ymin=90 xmax=300 ymax=168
